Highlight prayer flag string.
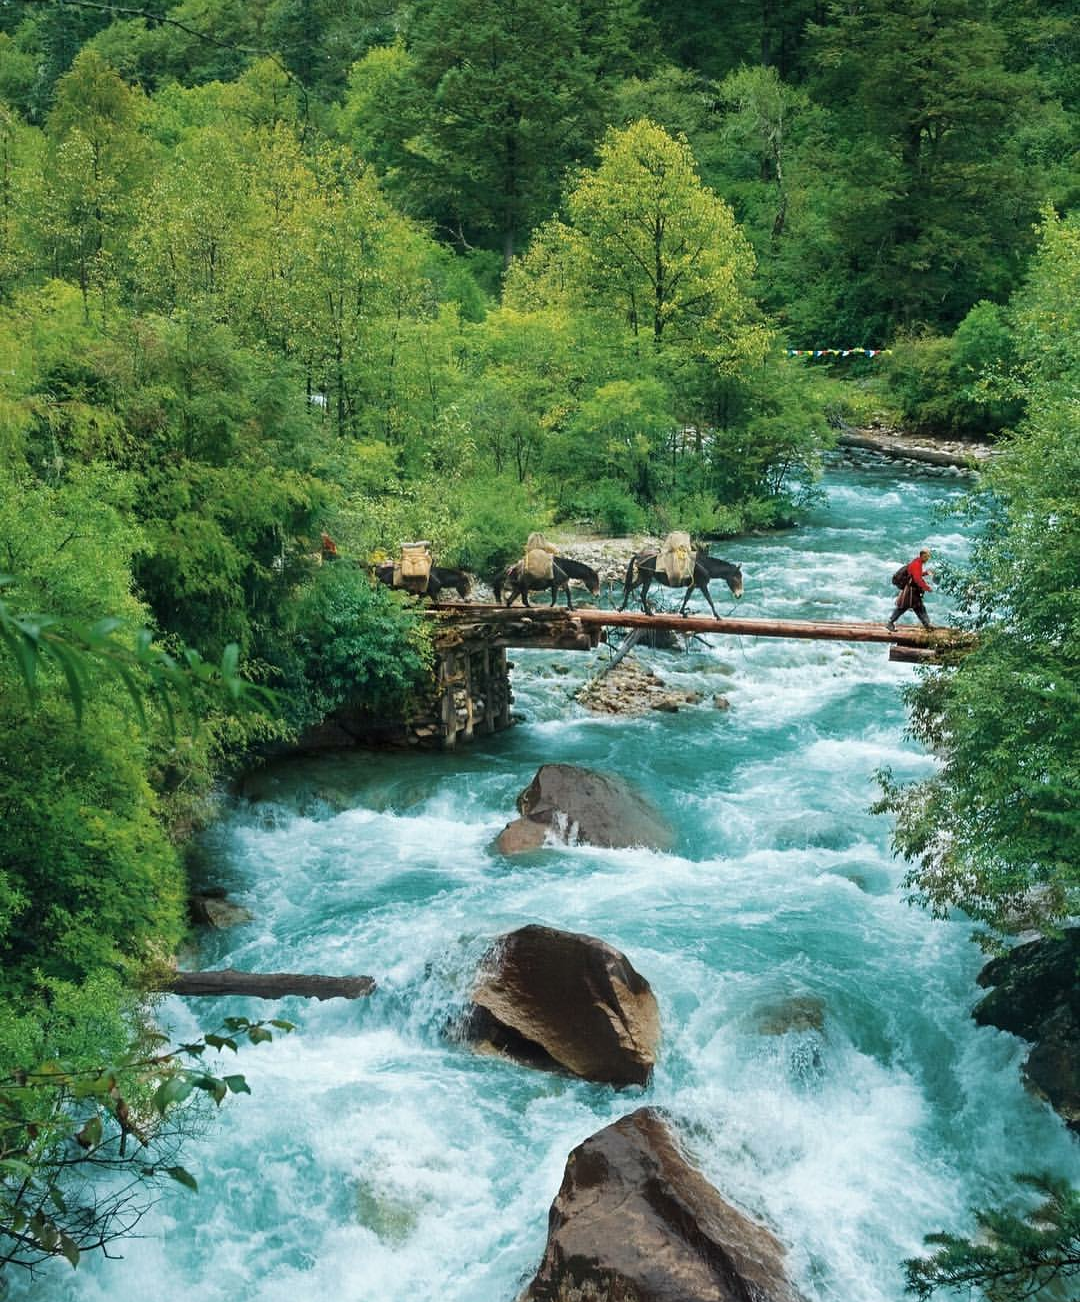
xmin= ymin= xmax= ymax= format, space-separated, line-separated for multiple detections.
xmin=785 ymin=348 xmax=891 ymax=357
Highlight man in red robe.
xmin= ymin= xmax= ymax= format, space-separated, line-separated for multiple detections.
xmin=887 ymin=548 xmax=933 ymax=630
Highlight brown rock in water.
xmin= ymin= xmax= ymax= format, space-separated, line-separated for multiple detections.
xmin=494 ymin=763 xmax=672 ymax=853
xmin=974 ymin=929 xmax=1080 ymax=1132
xmin=464 ymin=925 xmax=659 ymax=1086
xmin=494 ymin=818 xmax=550 ymax=855
xmin=188 ymin=891 xmax=253 ymax=929
xmin=520 ymin=1108 xmax=806 ymax=1302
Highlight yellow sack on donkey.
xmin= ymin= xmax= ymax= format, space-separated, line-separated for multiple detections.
xmin=524 ymin=531 xmax=556 ymax=582
xmin=395 ymin=541 xmax=432 ymax=593
xmin=657 ymin=531 xmax=694 ymax=585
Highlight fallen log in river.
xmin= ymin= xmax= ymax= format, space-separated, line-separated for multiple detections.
xmin=161 ymin=969 xmax=376 ymax=1001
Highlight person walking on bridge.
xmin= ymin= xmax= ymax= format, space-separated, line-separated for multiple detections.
xmin=887 ymin=548 xmax=933 ymax=631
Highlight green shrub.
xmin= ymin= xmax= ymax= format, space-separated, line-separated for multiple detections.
xmin=0 ymin=696 xmax=186 ymax=994
xmin=565 ymin=480 xmax=647 ymax=534
xmin=288 ymin=563 xmax=433 ymax=725
xmin=882 ymin=308 xmax=1021 ymax=437
xmin=649 ymin=491 xmax=744 ymax=538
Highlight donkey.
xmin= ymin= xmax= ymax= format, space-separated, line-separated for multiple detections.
xmin=373 ymin=563 xmax=472 ymax=605
xmin=494 ymin=556 xmax=601 ymax=610
xmin=619 ymin=549 xmax=743 ymax=619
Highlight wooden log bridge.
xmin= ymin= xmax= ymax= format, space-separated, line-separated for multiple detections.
xmin=429 ymin=603 xmax=973 ymax=652
xmin=401 ymin=603 xmax=973 ymax=750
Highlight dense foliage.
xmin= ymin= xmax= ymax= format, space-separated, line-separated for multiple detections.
xmin=877 ymin=212 xmax=1080 ymax=940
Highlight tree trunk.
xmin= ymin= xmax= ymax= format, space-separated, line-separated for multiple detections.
xmin=161 ymin=969 xmax=376 ymax=1001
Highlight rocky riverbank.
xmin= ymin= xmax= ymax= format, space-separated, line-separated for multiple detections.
xmin=837 ymin=424 xmax=995 ymax=468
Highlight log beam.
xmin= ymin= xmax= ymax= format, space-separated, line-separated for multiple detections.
xmin=162 ymin=969 xmax=376 ymax=1000
xmin=888 ymin=645 xmax=938 ymax=664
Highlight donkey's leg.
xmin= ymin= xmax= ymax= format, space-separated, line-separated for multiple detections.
xmin=640 ymin=574 xmax=654 ymax=615
xmin=679 ymin=582 xmax=693 ymax=616
xmin=701 ymin=580 xmax=721 ymax=619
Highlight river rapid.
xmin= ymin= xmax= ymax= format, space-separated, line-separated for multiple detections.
xmin=29 ymin=455 xmax=1079 ymax=1302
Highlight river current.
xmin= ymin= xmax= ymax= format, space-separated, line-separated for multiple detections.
xmin=30 ymin=455 xmax=1079 ymax=1302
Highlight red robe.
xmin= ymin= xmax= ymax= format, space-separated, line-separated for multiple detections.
xmin=906 ymin=557 xmax=931 ymax=592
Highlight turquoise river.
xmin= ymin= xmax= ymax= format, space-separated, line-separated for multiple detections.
xmin=25 ymin=454 xmax=1080 ymax=1302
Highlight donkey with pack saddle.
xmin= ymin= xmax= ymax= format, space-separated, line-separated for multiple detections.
xmin=620 ymin=532 xmax=743 ymax=618
xmin=373 ymin=541 xmax=472 ymax=604
xmin=494 ymin=555 xmax=601 ymax=610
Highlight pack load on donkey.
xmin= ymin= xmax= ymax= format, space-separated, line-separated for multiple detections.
xmin=523 ymin=532 xmax=558 ymax=583
xmin=656 ymin=531 xmax=695 ymax=585
xmin=395 ymin=541 xmax=433 ymax=594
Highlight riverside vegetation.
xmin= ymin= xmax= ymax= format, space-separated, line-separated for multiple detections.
xmin=0 ymin=1 xmax=1078 ymax=1296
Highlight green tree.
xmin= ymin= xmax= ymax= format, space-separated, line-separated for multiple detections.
xmin=808 ymin=0 xmax=1055 ymax=332
xmin=714 ymin=64 xmax=811 ymax=246
xmin=642 ymin=0 xmax=819 ymax=81
xmin=35 ymin=50 xmax=148 ymax=319
xmin=0 ymin=100 xmax=39 ymax=297
xmin=346 ymin=0 xmax=599 ymax=264
xmin=130 ymin=119 xmax=254 ymax=316
xmin=509 ymin=119 xmax=766 ymax=366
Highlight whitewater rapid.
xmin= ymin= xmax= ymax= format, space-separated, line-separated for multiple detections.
xmin=25 ymin=454 xmax=1079 ymax=1302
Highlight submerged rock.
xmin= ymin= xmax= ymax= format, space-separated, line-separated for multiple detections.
xmin=464 ymin=924 xmax=659 ymax=1086
xmin=520 ymin=1108 xmax=806 ymax=1302
xmin=755 ymin=995 xmax=826 ymax=1037
xmin=973 ymin=930 xmax=1080 ymax=1132
xmin=494 ymin=763 xmax=673 ymax=854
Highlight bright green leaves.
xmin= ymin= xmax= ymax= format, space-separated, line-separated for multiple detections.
xmin=497 ymin=120 xmax=815 ymax=521
xmin=36 ymin=50 xmax=149 ymax=322
xmin=513 ymin=119 xmax=766 ymax=367
xmin=0 ymin=576 xmax=266 ymax=729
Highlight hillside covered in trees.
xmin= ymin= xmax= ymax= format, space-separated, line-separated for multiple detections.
xmin=0 ymin=0 xmax=1078 ymax=1292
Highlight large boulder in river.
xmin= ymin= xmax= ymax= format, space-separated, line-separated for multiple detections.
xmin=973 ymin=929 xmax=1080 ymax=1132
xmin=494 ymin=764 xmax=673 ymax=855
xmin=464 ymin=925 xmax=659 ymax=1086
xmin=520 ymin=1108 xmax=806 ymax=1302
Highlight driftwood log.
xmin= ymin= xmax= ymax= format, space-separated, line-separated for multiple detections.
xmin=161 ymin=969 xmax=376 ymax=1001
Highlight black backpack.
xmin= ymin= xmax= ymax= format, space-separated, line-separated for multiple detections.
xmin=891 ymin=563 xmax=910 ymax=588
